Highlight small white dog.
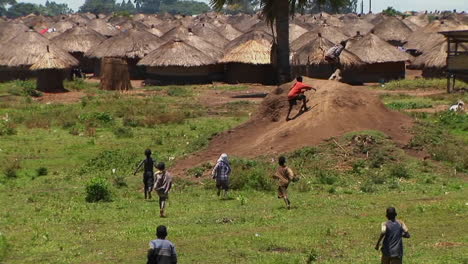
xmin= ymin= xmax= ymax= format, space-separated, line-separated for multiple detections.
xmin=449 ymin=100 xmax=465 ymax=112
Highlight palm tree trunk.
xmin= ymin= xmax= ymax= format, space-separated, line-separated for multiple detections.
xmin=275 ymin=0 xmax=291 ymax=84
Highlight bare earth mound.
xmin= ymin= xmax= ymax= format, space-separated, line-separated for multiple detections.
xmin=175 ymin=78 xmax=413 ymax=174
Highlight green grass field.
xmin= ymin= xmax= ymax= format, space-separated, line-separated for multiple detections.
xmin=0 ymin=80 xmax=467 ymax=264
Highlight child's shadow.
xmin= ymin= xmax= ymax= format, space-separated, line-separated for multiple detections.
xmin=290 ymin=103 xmax=318 ymax=121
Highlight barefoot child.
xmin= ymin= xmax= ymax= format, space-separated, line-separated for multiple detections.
xmin=286 ymin=76 xmax=316 ymax=121
xmin=375 ymin=207 xmax=410 ymax=264
xmin=134 ymin=149 xmax=156 ymax=199
xmin=154 ymin=162 xmax=173 ymax=217
xmin=273 ymin=156 xmax=294 ymax=209
xmin=212 ymin=153 xmax=231 ymax=199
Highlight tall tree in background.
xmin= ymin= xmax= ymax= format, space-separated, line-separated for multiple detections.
xmin=212 ymin=0 xmax=349 ymax=83
xmin=79 ymin=0 xmax=116 ymax=14
xmin=0 ymin=0 xmax=16 ymax=16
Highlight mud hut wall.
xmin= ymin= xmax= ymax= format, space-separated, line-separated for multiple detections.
xmin=146 ymin=64 xmax=224 ymax=84
xmin=291 ymin=64 xmax=334 ymax=79
xmin=36 ymin=69 xmax=67 ymax=92
xmin=224 ymin=63 xmax=276 ymax=85
xmin=346 ymin=62 xmax=406 ymax=83
xmin=0 ymin=67 xmax=36 ymax=82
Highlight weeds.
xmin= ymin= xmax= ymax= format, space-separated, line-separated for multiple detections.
xmin=113 ymin=127 xmax=134 ymax=138
xmin=36 ymin=167 xmax=48 ymax=176
xmin=85 ymin=177 xmax=112 ymax=202
xmin=382 ymin=78 xmax=468 ymax=90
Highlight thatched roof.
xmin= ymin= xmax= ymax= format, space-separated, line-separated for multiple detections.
xmin=138 ymin=39 xmax=216 ymax=67
xmin=292 ymin=34 xmax=362 ymax=68
xmin=148 ymin=25 xmax=164 ymax=37
xmin=216 ymin=23 xmax=243 ymax=41
xmin=68 ymin=14 xmax=90 ymax=26
xmin=85 ymin=29 xmax=164 ymax=59
xmin=52 ymin=20 xmax=75 ymax=32
xmin=290 ymin=23 xmax=309 ymax=42
xmin=226 ymin=14 xmax=260 ymax=32
xmin=141 ymin=16 xmax=164 ymax=27
xmin=412 ymin=40 xmax=447 ymax=68
xmin=404 ymin=14 xmax=429 ymax=28
xmin=422 ymin=20 xmax=468 ymax=33
xmin=291 ymin=25 xmax=348 ymax=51
xmin=192 ymin=25 xmax=229 ymax=48
xmin=88 ymin=19 xmax=120 ymax=37
xmin=405 ymin=31 xmax=445 ymax=52
xmin=160 ymin=25 xmax=189 ymax=42
xmin=117 ymin=20 xmax=149 ymax=31
xmin=372 ymin=16 xmax=413 ymax=44
xmin=51 ymin=26 xmax=106 ymax=53
xmin=341 ymin=19 xmax=374 ymax=36
xmin=225 ymin=29 xmax=273 ymax=52
xmin=30 ymin=46 xmax=79 ymax=70
xmin=402 ymin=19 xmax=420 ymax=31
xmin=346 ymin=33 xmax=409 ymax=63
xmin=0 ymin=31 xmax=77 ymax=67
xmin=221 ymin=37 xmax=271 ymax=65
xmin=0 ymin=21 xmax=29 ymax=43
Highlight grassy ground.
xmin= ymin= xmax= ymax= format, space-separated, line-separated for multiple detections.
xmin=380 ymin=78 xmax=468 ymax=91
xmin=0 ymin=79 xmax=467 ymax=264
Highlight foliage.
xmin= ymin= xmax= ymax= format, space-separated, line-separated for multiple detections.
xmin=85 ymin=177 xmax=113 ymax=202
xmin=4 ymin=1 xmax=72 ymax=18
xmin=303 ymin=0 xmax=357 ymax=13
xmin=36 ymin=167 xmax=48 ymax=176
xmin=229 ymin=159 xmax=275 ymax=191
xmin=381 ymin=6 xmax=402 ymax=17
xmin=160 ymin=0 xmax=211 ymax=15
xmin=389 ymin=163 xmax=411 ymax=179
xmin=79 ymin=0 xmax=116 ymax=14
xmin=0 ymin=0 xmax=16 ymax=16
xmin=386 ymin=101 xmax=433 ymax=110
xmin=0 ymin=119 xmax=16 ymax=136
xmin=113 ymin=126 xmax=134 ymax=138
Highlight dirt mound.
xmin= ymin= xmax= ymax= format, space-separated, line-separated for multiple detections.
xmin=174 ymin=78 xmax=413 ymax=174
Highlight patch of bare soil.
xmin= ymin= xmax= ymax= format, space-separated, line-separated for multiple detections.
xmin=405 ymin=105 xmax=450 ymax=113
xmin=174 ymin=78 xmax=414 ymax=176
xmin=434 ymin=242 xmax=465 ymax=248
xmin=34 ymin=91 xmax=86 ymax=104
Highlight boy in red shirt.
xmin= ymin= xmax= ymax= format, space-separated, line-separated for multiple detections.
xmin=286 ymin=76 xmax=316 ymax=121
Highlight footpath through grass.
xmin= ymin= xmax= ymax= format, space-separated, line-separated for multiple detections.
xmin=0 ymin=80 xmax=467 ymax=264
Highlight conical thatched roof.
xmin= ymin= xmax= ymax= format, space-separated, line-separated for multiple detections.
xmin=52 ymin=20 xmax=75 ymax=32
xmin=291 ymin=25 xmax=348 ymax=51
xmin=346 ymin=33 xmax=409 ymax=63
xmin=216 ymin=23 xmax=243 ymax=41
xmin=141 ymin=16 xmax=164 ymax=27
xmin=192 ymin=25 xmax=229 ymax=48
xmin=138 ymin=39 xmax=216 ymax=67
xmin=160 ymin=25 xmax=189 ymax=42
xmin=85 ymin=29 xmax=164 ymax=59
xmin=292 ymin=34 xmax=362 ymax=68
xmin=405 ymin=31 xmax=445 ymax=52
xmin=0 ymin=31 xmax=78 ymax=67
xmin=341 ymin=19 xmax=374 ymax=36
xmin=68 ymin=14 xmax=90 ymax=26
xmin=372 ymin=16 xmax=413 ymax=44
xmin=422 ymin=20 xmax=468 ymax=33
xmin=118 ymin=20 xmax=149 ymax=31
xmin=0 ymin=21 xmax=29 ymax=43
xmin=30 ymin=46 xmax=79 ymax=70
xmin=404 ymin=14 xmax=429 ymax=28
xmin=402 ymin=19 xmax=420 ymax=31
xmin=225 ymin=29 xmax=273 ymax=52
xmin=88 ymin=19 xmax=120 ymax=37
xmin=221 ymin=37 xmax=271 ymax=65
xmin=227 ymin=14 xmax=260 ymax=32
xmin=290 ymin=23 xmax=309 ymax=42
xmin=51 ymin=26 xmax=106 ymax=53
xmin=148 ymin=25 xmax=164 ymax=37
xmin=412 ymin=40 xmax=447 ymax=69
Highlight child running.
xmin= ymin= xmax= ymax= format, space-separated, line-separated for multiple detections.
xmin=134 ymin=149 xmax=156 ymax=200
xmin=154 ymin=162 xmax=173 ymax=218
xmin=272 ymin=156 xmax=294 ymax=209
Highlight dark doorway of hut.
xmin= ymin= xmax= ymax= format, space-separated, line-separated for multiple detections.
xmin=100 ymin=57 xmax=132 ymax=91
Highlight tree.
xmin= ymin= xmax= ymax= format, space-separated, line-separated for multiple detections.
xmin=137 ymin=0 xmax=162 ymax=13
xmin=79 ymin=0 xmax=116 ymax=14
xmin=0 ymin=0 xmax=16 ymax=16
xmin=160 ymin=0 xmax=210 ymax=15
xmin=42 ymin=1 xmax=73 ymax=16
xmin=211 ymin=0 xmax=349 ymax=83
xmin=382 ymin=6 xmax=401 ymax=17
xmin=6 ymin=3 xmax=38 ymax=17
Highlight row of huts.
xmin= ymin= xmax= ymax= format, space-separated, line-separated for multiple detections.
xmin=1 ymin=11 xmax=468 ymax=90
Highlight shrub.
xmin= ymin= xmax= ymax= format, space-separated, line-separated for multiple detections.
xmin=360 ymin=181 xmax=377 ymax=193
xmin=0 ymin=120 xmax=16 ymax=136
xmin=230 ymin=159 xmax=274 ymax=191
xmin=113 ymin=175 xmax=127 ymax=188
xmin=36 ymin=167 xmax=48 ymax=176
xmin=85 ymin=177 xmax=112 ymax=202
xmin=390 ymin=164 xmax=411 ymax=179
xmin=79 ymin=112 xmax=114 ymax=127
xmin=9 ymin=80 xmax=42 ymax=97
xmin=370 ymin=151 xmax=387 ymax=168
xmin=371 ymin=171 xmax=386 ymax=184
xmin=352 ymin=160 xmax=367 ymax=174
xmin=113 ymin=127 xmax=134 ymax=138
xmin=3 ymin=159 xmax=20 ymax=179
xmin=316 ymin=170 xmax=337 ymax=185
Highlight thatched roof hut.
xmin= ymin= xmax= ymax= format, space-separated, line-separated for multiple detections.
xmin=160 ymin=25 xmax=189 ymax=42
xmin=0 ymin=30 xmax=77 ymax=67
xmin=216 ymin=23 xmax=243 ymax=41
xmin=88 ymin=19 xmax=120 ymax=37
xmin=226 ymin=14 xmax=260 ymax=32
xmin=138 ymin=39 xmax=222 ymax=84
xmin=147 ymin=25 xmax=164 ymax=37
xmin=51 ymin=26 xmax=106 ymax=54
xmin=341 ymin=19 xmax=374 ymax=36
xmin=291 ymin=25 xmax=348 ymax=51
xmin=405 ymin=31 xmax=445 ymax=55
xmin=346 ymin=33 xmax=409 ymax=82
xmin=346 ymin=33 xmax=409 ymax=63
xmin=292 ymin=34 xmax=362 ymax=68
xmin=139 ymin=39 xmax=216 ymax=67
xmin=85 ymin=29 xmax=163 ymax=59
xmin=221 ymin=37 xmax=271 ymax=65
xmin=224 ymin=30 xmax=273 ymax=57
xmin=372 ymin=16 xmax=413 ymax=46
xmin=404 ymin=14 xmax=430 ymax=28
xmin=117 ymin=20 xmax=149 ymax=31
xmin=412 ymin=40 xmax=447 ymax=70
xmin=30 ymin=46 xmax=79 ymax=92
xmin=422 ymin=20 xmax=468 ymax=33
xmin=52 ymin=20 xmax=75 ymax=32
xmin=290 ymin=23 xmax=309 ymax=42
xmin=68 ymin=14 xmax=90 ymax=26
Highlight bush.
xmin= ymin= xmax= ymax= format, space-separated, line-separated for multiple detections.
xmin=316 ymin=170 xmax=337 ymax=185
xmin=78 ymin=112 xmax=114 ymax=127
xmin=360 ymin=181 xmax=377 ymax=193
xmin=113 ymin=127 xmax=134 ymax=138
xmin=36 ymin=167 xmax=48 ymax=176
xmin=113 ymin=175 xmax=127 ymax=188
xmin=8 ymin=80 xmax=42 ymax=97
xmin=85 ymin=177 xmax=112 ymax=202
xmin=230 ymin=159 xmax=274 ymax=191
xmin=352 ymin=160 xmax=367 ymax=174
xmin=390 ymin=164 xmax=411 ymax=179
xmin=0 ymin=120 xmax=16 ymax=136
xmin=3 ymin=159 xmax=20 ymax=179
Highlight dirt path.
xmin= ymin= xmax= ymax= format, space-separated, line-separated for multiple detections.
xmin=34 ymin=91 xmax=87 ymax=104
